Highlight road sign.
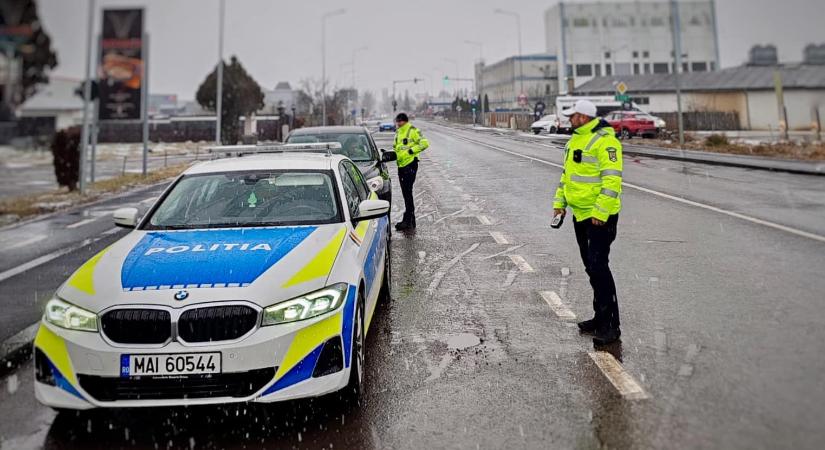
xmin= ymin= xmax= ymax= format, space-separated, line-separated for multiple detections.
xmin=614 ymin=94 xmax=630 ymax=103
xmin=456 ymin=105 xmax=463 ymax=112
xmin=517 ymin=93 xmax=528 ymax=106
xmin=616 ymin=81 xmax=628 ymax=95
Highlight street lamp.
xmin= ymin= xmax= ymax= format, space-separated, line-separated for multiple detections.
xmin=321 ymin=8 xmax=346 ymax=126
xmin=494 ymin=9 xmax=523 ymax=105
xmin=215 ymin=0 xmax=225 ymax=144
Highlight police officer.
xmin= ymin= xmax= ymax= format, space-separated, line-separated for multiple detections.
xmin=552 ymin=100 xmax=623 ymax=345
xmin=390 ymin=112 xmax=429 ymax=231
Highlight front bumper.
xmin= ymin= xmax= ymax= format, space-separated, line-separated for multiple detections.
xmin=34 ymin=287 xmax=358 ymax=409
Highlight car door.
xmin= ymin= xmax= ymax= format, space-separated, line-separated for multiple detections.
xmin=339 ymin=161 xmax=384 ymax=328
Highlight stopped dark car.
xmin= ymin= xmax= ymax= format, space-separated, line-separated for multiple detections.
xmin=286 ymin=126 xmax=392 ymax=203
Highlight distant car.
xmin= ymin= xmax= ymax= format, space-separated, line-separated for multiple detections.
xmin=34 ymin=151 xmax=391 ymax=410
xmin=530 ymin=114 xmax=560 ymax=134
xmin=605 ymin=111 xmax=658 ymax=139
xmin=378 ymin=122 xmax=396 ymax=132
xmin=287 ymin=126 xmax=392 ymax=203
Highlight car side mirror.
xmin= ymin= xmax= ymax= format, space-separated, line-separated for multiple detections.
xmin=354 ymin=199 xmax=390 ymax=222
xmin=113 ymin=207 xmax=139 ymax=229
xmin=380 ymin=150 xmax=396 ymax=162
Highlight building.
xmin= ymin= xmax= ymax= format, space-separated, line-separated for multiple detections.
xmin=545 ymin=0 xmax=720 ymax=93
xmin=474 ymin=54 xmax=558 ymax=111
xmin=148 ymin=94 xmax=180 ymax=117
xmin=16 ymin=77 xmax=84 ymax=131
xmin=262 ymin=81 xmax=296 ymax=114
xmin=574 ymin=48 xmax=825 ymax=130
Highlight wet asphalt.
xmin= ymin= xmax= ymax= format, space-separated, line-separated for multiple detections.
xmin=1 ymin=123 xmax=825 ymax=449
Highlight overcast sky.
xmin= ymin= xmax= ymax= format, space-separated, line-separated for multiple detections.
xmin=38 ymin=0 xmax=825 ymax=100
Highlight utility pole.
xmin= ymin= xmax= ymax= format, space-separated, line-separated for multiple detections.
xmin=141 ymin=33 xmax=149 ymax=176
xmin=215 ymin=0 xmax=225 ymax=144
xmin=392 ymin=78 xmax=420 ymax=112
xmin=670 ymin=0 xmax=685 ymax=147
xmin=79 ymin=0 xmax=95 ymax=194
xmin=321 ymin=9 xmax=346 ymax=126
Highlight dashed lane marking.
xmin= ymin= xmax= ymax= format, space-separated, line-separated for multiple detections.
xmin=476 ymin=215 xmax=492 ymax=225
xmin=508 ymin=254 xmax=534 ymax=273
xmin=66 ymin=217 xmax=98 ymax=229
xmin=5 ymin=234 xmax=46 ymax=250
xmin=489 ymin=231 xmax=509 ymax=245
xmin=588 ymin=351 xmax=649 ymax=400
xmin=444 ymin=130 xmax=825 ymax=244
xmin=481 ymin=244 xmax=525 ymax=261
xmin=539 ymin=291 xmax=576 ymax=320
xmin=0 ymin=228 xmax=121 ymax=283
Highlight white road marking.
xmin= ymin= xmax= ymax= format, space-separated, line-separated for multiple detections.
xmin=539 ymin=291 xmax=576 ymax=320
xmin=489 ymin=231 xmax=510 ymax=245
xmin=561 ymin=267 xmax=570 ymax=277
xmin=448 ymin=132 xmax=825 ymax=244
xmin=476 ymin=215 xmax=492 ymax=225
xmin=508 ymin=254 xmax=534 ymax=273
xmin=482 ymin=244 xmax=525 ymax=261
xmin=66 ymin=217 xmax=98 ymax=229
xmin=588 ymin=351 xmax=649 ymax=400
xmin=427 ymin=243 xmax=480 ymax=296
xmin=6 ymin=235 xmax=46 ymax=250
xmin=0 ymin=228 xmax=121 ymax=283
xmin=418 ymin=251 xmax=426 ymax=264
xmin=140 ymin=197 xmax=157 ymax=204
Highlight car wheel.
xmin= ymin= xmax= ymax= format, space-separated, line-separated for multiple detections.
xmin=343 ymin=291 xmax=365 ymax=402
xmin=380 ymin=235 xmax=392 ymax=302
xmin=621 ymin=128 xmax=631 ymax=140
xmin=549 ymin=126 xmax=557 ymax=134
xmin=532 ymin=129 xmax=541 ymax=135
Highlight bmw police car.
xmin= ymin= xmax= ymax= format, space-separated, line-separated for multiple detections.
xmin=34 ymin=143 xmax=391 ymax=409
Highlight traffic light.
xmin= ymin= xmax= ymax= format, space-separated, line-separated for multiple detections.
xmin=443 ymin=76 xmax=450 ymax=87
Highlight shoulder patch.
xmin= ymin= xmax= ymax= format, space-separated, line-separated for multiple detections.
xmin=607 ymin=147 xmax=618 ymax=162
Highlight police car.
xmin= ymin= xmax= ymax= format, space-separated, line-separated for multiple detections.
xmin=34 ymin=143 xmax=391 ymax=410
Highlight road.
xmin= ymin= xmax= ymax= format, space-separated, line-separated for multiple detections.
xmin=1 ymin=122 xmax=824 ymax=449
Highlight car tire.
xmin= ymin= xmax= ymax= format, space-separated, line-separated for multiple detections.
xmin=549 ymin=126 xmax=557 ymax=134
xmin=532 ymin=129 xmax=541 ymax=135
xmin=621 ymin=128 xmax=632 ymax=140
xmin=380 ymin=235 xmax=392 ymax=302
xmin=342 ymin=291 xmax=365 ymax=403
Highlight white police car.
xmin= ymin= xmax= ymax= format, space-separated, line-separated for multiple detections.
xmin=34 ymin=144 xmax=391 ymax=409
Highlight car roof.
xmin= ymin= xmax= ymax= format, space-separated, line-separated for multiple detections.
xmin=289 ymin=126 xmax=369 ymax=135
xmin=183 ymin=152 xmax=348 ymax=175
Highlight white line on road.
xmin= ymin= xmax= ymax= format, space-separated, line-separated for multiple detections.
xmin=481 ymin=244 xmax=525 ymax=261
xmin=539 ymin=291 xmax=576 ymax=320
xmin=477 ymin=215 xmax=492 ymax=225
xmin=508 ymin=254 xmax=535 ymax=273
xmin=588 ymin=351 xmax=649 ymax=400
xmin=140 ymin=197 xmax=157 ymax=204
xmin=447 ymin=132 xmax=825 ymax=244
xmin=5 ymin=234 xmax=46 ymax=250
xmin=489 ymin=231 xmax=510 ymax=245
xmin=427 ymin=243 xmax=480 ymax=296
xmin=0 ymin=228 xmax=121 ymax=283
xmin=66 ymin=217 xmax=98 ymax=229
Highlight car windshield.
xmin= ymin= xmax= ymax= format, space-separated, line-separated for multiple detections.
xmin=287 ymin=132 xmax=374 ymax=162
xmin=144 ymin=170 xmax=340 ymax=230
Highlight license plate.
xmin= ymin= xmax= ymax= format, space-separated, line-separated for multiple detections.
xmin=120 ymin=352 xmax=221 ymax=377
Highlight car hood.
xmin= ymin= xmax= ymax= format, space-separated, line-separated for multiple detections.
xmin=57 ymin=223 xmax=349 ymax=312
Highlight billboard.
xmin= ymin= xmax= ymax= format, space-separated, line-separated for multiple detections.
xmin=98 ymin=8 xmax=144 ymax=121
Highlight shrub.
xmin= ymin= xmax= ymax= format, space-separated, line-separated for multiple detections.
xmin=704 ymin=133 xmax=729 ymax=147
xmin=51 ymin=126 xmax=81 ymax=191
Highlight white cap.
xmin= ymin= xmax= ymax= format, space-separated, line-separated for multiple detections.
xmin=561 ymin=99 xmax=597 ymax=118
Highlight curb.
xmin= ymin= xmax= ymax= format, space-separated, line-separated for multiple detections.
xmin=0 ymin=322 xmax=38 ymax=377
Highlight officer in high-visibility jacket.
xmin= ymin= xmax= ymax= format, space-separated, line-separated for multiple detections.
xmin=389 ymin=112 xmax=429 ymax=231
xmin=552 ymin=100 xmax=623 ymax=345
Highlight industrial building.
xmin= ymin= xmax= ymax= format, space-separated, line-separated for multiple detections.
xmin=545 ymin=0 xmax=720 ymax=93
xmin=474 ymin=54 xmax=558 ymax=111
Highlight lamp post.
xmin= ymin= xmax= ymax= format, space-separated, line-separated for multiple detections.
xmin=494 ymin=9 xmax=523 ymax=106
xmin=215 ymin=0 xmax=225 ymax=144
xmin=321 ymin=8 xmax=346 ymax=126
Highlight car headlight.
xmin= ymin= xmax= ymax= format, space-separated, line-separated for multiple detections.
xmin=366 ymin=176 xmax=384 ymax=192
xmin=44 ymin=297 xmax=98 ymax=332
xmin=261 ymin=283 xmax=348 ymax=326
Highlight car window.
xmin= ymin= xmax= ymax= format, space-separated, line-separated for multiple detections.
xmin=286 ymin=132 xmax=374 ymax=162
xmin=339 ymin=165 xmax=361 ymax=220
xmin=343 ymin=161 xmax=369 ymax=200
xmin=144 ymin=170 xmax=341 ymax=230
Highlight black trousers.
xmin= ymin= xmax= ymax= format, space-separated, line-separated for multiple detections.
xmin=573 ymin=214 xmax=620 ymax=331
xmin=398 ymin=159 xmax=418 ymax=225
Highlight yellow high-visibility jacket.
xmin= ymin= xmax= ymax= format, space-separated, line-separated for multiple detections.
xmin=393 ymin=122 xmax=429 ymax=168
xmin=553 ymin=118 xmax=623 ymax=222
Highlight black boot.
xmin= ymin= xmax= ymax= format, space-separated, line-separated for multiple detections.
xmin=593 ymin=327 xmax=621 ymax=346
xmin=577 ymin=318 xmax=598 ymax=335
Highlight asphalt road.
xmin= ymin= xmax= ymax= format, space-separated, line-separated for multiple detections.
xmin=1 ymin=124 xmax=824 ymax=449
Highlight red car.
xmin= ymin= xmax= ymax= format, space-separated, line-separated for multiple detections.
xmin=604 ymin=111 xmax=658 ymax=139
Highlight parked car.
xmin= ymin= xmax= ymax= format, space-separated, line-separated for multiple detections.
xmin=530 ymin=114 xmax=560 ymax=134
xmin=605 ymin=111 xmax=658 ymax=139
xmin=378 ymin=122 xmax=396 ymax=132
xmin=286 ymin=126 xmax=392 ymax=203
